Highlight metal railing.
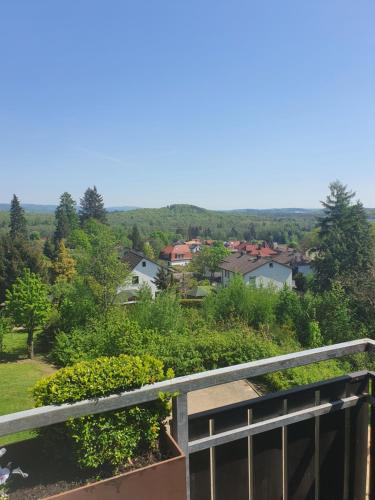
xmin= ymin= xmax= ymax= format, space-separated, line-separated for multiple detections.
xmin=1 ymin=338 xmax=375 ymax=499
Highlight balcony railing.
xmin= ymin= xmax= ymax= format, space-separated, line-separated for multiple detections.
xmin=1 ymin=338 xmax=375 ymax=499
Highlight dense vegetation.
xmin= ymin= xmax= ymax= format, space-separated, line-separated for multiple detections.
xmin=0 ymin=203 xmax=319 ymax=245
xmin=0 ymin=181 xmax=374 ymax=472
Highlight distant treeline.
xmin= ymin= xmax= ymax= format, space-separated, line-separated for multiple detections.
xmin=0 ymin=203 xmax=321 ymax=244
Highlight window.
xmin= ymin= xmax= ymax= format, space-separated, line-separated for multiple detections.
xmin=224 ymin=270 xmax=230 ymax=278
xmin=269 ymin=262 xmax=274 ymax=268
xmin=142 ymin=261 xmax=146 ymax=267
xmin=132 ymin=275 xmax=139 ymax=284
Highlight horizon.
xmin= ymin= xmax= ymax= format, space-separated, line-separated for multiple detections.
xmin=1 ymin=1 xmax=375 ymax=208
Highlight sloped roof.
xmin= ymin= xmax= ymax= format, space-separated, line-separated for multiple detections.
xmin=122 ymin=250 xmax=161 ymax=270
xmin=218 ymin=253 xmax=290 ymax=275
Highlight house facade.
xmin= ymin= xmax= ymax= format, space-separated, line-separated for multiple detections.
xmin=219 ymin=253 xmax=293 ymax=290
xmin=159 ymin=244 xmax=193 ymax=266
xmin=117 ymin=250 xmax=163 ymax=301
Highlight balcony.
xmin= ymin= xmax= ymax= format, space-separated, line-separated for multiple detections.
xmin=1 ymin=338 xmax=374 ymax=499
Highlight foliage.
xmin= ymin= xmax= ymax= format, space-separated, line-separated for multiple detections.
xmin=33 ymin=355 xmax=173 ymax=469
xmin=152 ymin=266 xmax=174 ymax=291
xmin=53 ymin=240 xmax=76 ymax=282
xmin=79 ymin=186 xmax=107 ymax=226
xmin=313 ymin=181 xmax=374 ymax=290
xmin=73 ymin=220 xmax=130 ymax=312
xmin=9 ymin=195 xmax=27 ymax=239
xmin=0 ymin=235 xmax=47 ymax=301
xmin=142 ymin=241 xmax=156 ymax=260
xmin=129 ymin=224 xmax=143 ymax=251
xmin=191 ymin=242 xmax=230 ymax=279
xmin=5 ymin=269 xmax=52 ymax=358
xmin=54 ymin=192 xmax=78 ymax=242
xmin=203 ymin=274 xmax=278 ymax=329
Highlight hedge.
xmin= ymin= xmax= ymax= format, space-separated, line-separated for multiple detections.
xmin=33 ymin=354 xmax=174 ymax=469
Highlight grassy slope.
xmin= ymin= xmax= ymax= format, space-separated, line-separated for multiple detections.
xmin=0 ymin=332 xmax=56 ymax=445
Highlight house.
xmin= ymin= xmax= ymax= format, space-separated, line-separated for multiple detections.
xmin=160 ymin=244 xmax=193 ymax=266
xmin=219 ymin=253 xmax=293 ymax=290
xmin=117 ymin=250 xmax=164 ymax=301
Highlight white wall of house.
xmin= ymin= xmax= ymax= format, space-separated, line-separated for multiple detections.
xmin=169 ymin=259 xmax=191 ymax=266
xmin=118 ymin=258 xmax=160 ymax=298
xmin=221 ymin=261 xmax=293 ymax=290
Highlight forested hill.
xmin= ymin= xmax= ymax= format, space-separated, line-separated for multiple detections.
xmin=0 ymin=203 xmax=374 ymax=243
xmin=98 ymin=204 xmax=319 ymax=243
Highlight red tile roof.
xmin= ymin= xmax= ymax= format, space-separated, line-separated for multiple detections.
xmin=160 ymin=244 xmax=193 ymax=261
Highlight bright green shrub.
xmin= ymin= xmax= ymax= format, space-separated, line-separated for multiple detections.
xmin=33 ymin=355 xmax=174 ymax=469
xmin=203 ymin=275 xmax=278 ymax=329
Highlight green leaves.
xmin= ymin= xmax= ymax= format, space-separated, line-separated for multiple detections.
xmin=5 ymin=268 xmax=52 ymax=357
xmin=33 ymin=355 xmax=173 ymax=469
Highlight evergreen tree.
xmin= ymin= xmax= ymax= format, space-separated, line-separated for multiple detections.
xmin=43 ymin=238 xmax=56 ymax=260
xmin=9 ymin=195 xmax=27 ymax=239
xmin=0 ymin=235 xmax=46 ymax=301
xmin=313 ymin=181 xmax=374 ymax=291
xmin=79 ymin=186 xmax=107 ymax=226
xmin=54 ymin=192 xmax=79 ymax=241
xmin=152 ymin=266 xmax=174 ymax=291
xmin=129 ymin=224 xmax=142 ymax=251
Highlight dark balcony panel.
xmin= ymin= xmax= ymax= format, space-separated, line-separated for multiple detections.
xmin=287 ymin=418 xmax=315 ymax=500
xmin=349 ymin=399 xmax=368 ymax=499
xmin=190 ymin=449 xmax=211 ymax=500
xmin=252 ymin=428 xmax=283 ymax=500
xmin=319 ymin=410 xmax=345 ymax=500
xmin=215 ymin=439 xmax=249 ymax=500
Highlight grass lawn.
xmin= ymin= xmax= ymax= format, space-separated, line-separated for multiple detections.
xmin=0 ymin=331 xmax=56 ymax=445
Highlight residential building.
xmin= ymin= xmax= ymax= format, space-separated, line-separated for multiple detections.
xmin=117 ymin=250 xmax=163 ymax=301
xmin=219 ymin=253 xmax=293 ymax=289
xmin=160 ymin=244 xmax=193 ymax=266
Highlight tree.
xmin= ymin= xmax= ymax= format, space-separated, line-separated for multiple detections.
xmin=43 ymin=238 xmax=56 ymax=260
xmin=129 ymin=224 xmax=142 ymax=251
xmin=9 ymin=195 xmax=27 ymax=239
xmin=75 ymin=220 xmax=130 ymax=312
xmin=53 ymin=240 xmax=76 ymax=282
xmin=142 ymin=241 xmax=156 ymax=260
xmin=54 ymin=192 xmax=79 ymax=242
xmin=313 ymin=181 xmax=374 ymax=290
xmin=0 ymin=235 xmax=47 ymax=301
xmin=192 ymin=243 xmax=230 ymax=281
xmin=152 ymin=266 xmax=174 ymax=291
xmin=5 ymin=269 xmax=51 ymax=358
xmin=79 ymin=186 xmax=107 ymax=226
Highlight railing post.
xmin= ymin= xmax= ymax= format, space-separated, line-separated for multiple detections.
xmin=172 ymin=392 xmax=190 ymax=500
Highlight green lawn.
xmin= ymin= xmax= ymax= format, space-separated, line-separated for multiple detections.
xmin=0 ymin=331 xmax=56 ymax=445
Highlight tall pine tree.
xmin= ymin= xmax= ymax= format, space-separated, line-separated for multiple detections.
xmin=79 ymin=186 xmax=107 ymax=226
xmin=313 ymin=181 xmax=373 ymax=290
xmin=54 ymin=192 xmax=79 ymax=242
xmin=9 ymin=195 xmax=27 ymax=239
xmin=129 ymin=224 xmax=142 ymax=250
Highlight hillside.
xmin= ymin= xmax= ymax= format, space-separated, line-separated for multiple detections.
xmin=1 ymin=203 xmax=373 ymax=243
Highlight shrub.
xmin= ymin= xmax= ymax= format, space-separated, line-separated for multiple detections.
xmin=203 ymin=275 xmax=278 ymax=329
xmin=33 ymin=354 xmax=174 ymax=470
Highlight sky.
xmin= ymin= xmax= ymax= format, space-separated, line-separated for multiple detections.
xmin=1 ymin=1 xmax=375 ymax=209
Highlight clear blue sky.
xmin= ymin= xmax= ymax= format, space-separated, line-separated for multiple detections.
xmin=1 ymin=1 xmax=375 ymax=209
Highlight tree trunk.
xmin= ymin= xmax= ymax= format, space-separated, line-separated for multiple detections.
xmin=27 ymin=330 xmax=34 ymax=359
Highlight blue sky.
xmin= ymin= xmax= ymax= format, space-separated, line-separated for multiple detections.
xmin=1 ymin=1 xmax=375 ymax=209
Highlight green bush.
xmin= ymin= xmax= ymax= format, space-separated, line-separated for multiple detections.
xmin=33 ymin=354 xmax=174 ymax=470
xmin=203 ymin=275 xmax=278 ymax=329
